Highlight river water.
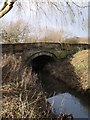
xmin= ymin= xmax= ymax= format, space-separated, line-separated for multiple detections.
xmin=40 ymin=71 xmax=90 ymax=119
xmin=48 ymin=92 xmax=90 ymax=118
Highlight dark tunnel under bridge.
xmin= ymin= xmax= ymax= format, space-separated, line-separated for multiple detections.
xmin=29 ymin=51 xmax=57 ymax=72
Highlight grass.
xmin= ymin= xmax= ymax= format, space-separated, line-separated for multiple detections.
xmin=57 ymin=51 xmax=67 ymax=60
xmin=45 ymin=50 xmax=89 ymax=94
xmin=55 ymin=48 xmax=80 ymax=62
xmin=1 ymin=54 xmax=54 ymax=119
xmin=71 ymin=50 xmax=89 ymax=92
xmin=1 ymin=53 xmax=73 ymax=119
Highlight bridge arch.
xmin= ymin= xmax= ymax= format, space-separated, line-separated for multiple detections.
xmin=30 ymin=51 xmax=57 ymax=61
xmin=29 ymin=51 xmax=57 ymax=72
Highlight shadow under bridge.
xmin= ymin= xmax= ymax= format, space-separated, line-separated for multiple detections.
xmin=30 ymin=51 xmax=57 ymax=72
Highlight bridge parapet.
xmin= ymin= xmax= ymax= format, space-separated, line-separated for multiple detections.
xmin=2 ymin=43 xmax=89 ymax=54
xmin=1 ymin=43 xmax=89 ymax=65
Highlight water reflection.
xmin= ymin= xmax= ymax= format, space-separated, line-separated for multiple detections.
xmin=48 ymin=92 xmax=90 ymax=118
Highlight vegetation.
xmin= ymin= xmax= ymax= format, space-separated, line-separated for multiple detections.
xmin=45 ymin=50 xmax=89 ymax=94
xmin=0 ymin=20 xmax=88 ymax=43
xmin=71 ymin=50 xmax=89 ymax=93
xmin=57 ymin=51 xmax=67 ymax=61
xmin=64 ymin=37 xmax=88 ymax=44
xmin=1 ymin=53 xmax=74 ymax=119
xmin=1 ymin=54 xmax=54 ymax=118
xmin=0 ymin=0 xmax=89 ymax=119
xmin=0 ymin=0 xmax=88 ymax=44
xmin=0 ymin=19 xmax=34 ymax=43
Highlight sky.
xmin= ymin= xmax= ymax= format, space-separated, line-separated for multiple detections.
xmin=0 ymin=0 xmax=89 ymax=39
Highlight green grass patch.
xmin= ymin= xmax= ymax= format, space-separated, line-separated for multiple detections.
xmin=57 ymin=51 xmax=67 ymax=61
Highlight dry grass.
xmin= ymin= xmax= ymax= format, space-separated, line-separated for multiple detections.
xmin=0 ymin=53 xmax=74 ymax=119
xmin=26 ymin=37 xmax=88 ymax=44
xmin=71 ymin=50 xmax=89 ymax=92
xmin=45 ymin=50 xmax=89 ymax=94
xmin=1 ymin=54 xmax=53 ymax=119
xmin=64 ymin=37 xmax=88 ymax=44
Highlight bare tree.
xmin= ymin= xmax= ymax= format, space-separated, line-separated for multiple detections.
xmin=0 ymin=0 xmax=89 ymax=19
xmin=0 ymin=0 xmax=88 ymax=44
xmin=0 ymin=19 xmax=33 ymax=43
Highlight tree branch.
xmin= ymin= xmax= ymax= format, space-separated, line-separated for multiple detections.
xmin=50 ymin=2 xmax=64 ymax=14
xmin=72 ymin=1 xmax=90 ymax=8
xmin=0 ymin=0 xmax=8 ymax=12
xmin=0 ymin=0 xmax=16 ymax=18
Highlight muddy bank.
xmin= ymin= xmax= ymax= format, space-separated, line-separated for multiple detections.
xmin=44 ymin=50 xmax=89 ymax=95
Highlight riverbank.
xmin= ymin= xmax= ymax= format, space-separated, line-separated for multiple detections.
xmin=1 ymin=50 xmax=89 ymax=119
xmin=1 ymin=54 xmax=74 ymax=119
xmin=44 ymin=50 xmax=89 ymax=95
xmin=1 ymin=54 xmax=55 ymax=118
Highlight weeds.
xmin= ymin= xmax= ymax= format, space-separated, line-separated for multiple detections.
xmin=1 ymin=54 xmax=53 ymax=119
xmin=1 ymin=53 xmax=74 ymax=119
xmin=57 ymin=51 xmax=67 ymax=61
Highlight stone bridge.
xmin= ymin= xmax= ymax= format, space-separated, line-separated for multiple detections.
xmin=2 ymin=43 xmax=89 ymax=71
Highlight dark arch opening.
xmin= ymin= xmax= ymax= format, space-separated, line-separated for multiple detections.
xmin=31 ymin=55 xmax=55 ymax=73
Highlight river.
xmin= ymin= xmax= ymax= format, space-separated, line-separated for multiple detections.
xmin=39 ymin=70 xmax=90 ymax=119
xmin=48 ymin=92 xmax=89 ymax=118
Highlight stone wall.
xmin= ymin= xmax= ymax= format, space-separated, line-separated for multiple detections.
xmin=2 ymin=43 xmax=89 ymax=54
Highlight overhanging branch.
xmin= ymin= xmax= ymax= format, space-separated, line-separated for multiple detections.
xmin=72 ymin=1 xmax=90 ymax=8
xmin=0 ymin=0 xmax=8 ymax=12
xmin=0 ymin=0 xmax=16 ymax=18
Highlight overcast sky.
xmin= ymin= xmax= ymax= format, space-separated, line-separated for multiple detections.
xmin=0 ymin=0 xmax=89 ymax=38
